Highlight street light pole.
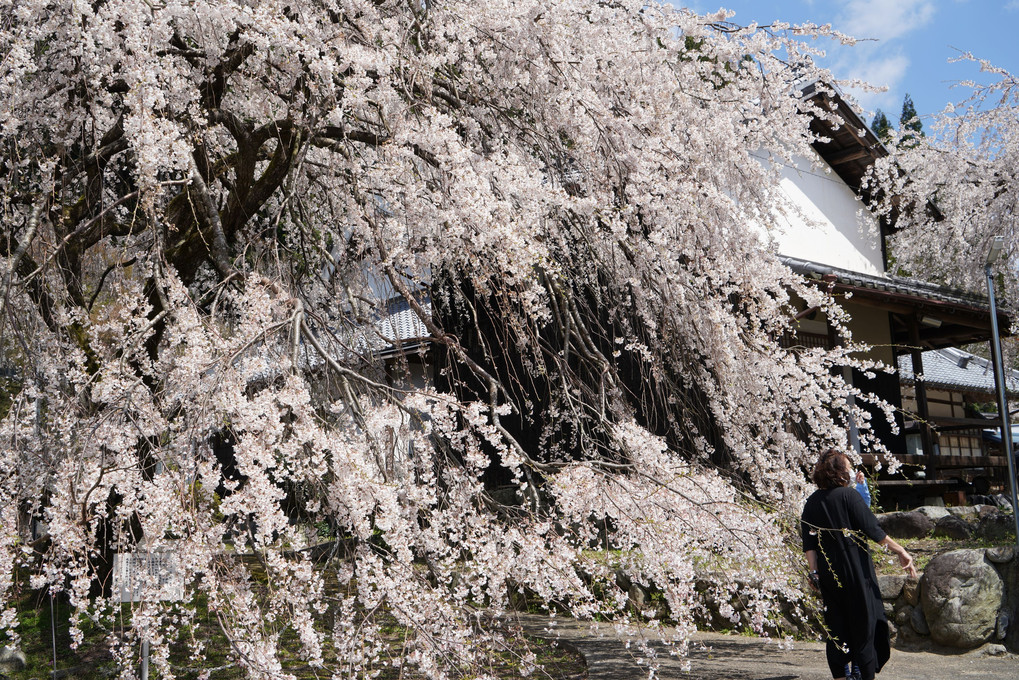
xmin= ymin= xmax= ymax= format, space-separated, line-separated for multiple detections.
xmin=984 ymin=236 xmax=1019 ymax=549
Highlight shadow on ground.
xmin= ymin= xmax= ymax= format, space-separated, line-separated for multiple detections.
xmin=512 ymin=614 xmax=1018 ymax=680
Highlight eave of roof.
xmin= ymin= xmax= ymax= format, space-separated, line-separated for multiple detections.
xmin=782 ymin=256 xmax=1011 ymax=350
xmin=367 ymin=294 xmax=432 ymax=359
xmin=799 ymin=81 xmax=888 ymax=197
xmin=799 ymin=81 xmax=942 ymax=234
xmin=782 ymin=256 xmax=991 ymax=311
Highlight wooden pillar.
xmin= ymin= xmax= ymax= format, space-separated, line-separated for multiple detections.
xmin=908 ymin=315 xmax=937 ymax=481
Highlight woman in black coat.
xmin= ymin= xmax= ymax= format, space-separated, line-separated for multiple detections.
xmin=801 ymin=449 xmax=917 ymax=680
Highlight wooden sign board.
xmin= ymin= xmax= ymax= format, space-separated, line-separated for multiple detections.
xmin=112 ymin=551 xmax=183 ymax=603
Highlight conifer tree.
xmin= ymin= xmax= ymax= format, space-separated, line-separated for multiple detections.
xmin=870 ymin=109 xmax=892 ymax=143
xmin=899 ymin=93 xmax=925 ymax=148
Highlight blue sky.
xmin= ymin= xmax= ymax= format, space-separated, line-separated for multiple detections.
xmin=675 ymin=1 xmax=1019 ymax=131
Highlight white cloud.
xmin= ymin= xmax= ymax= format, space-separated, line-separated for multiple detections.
xmin=839 ymin=51 xmax=910 ymax=112
xmin=836 ymin=0 xmax=936 ymax=41
xmin=820 ymin=1 xmax=935 ymax=114
xmin=1006 ymin=0 xmax=1019 ymax=11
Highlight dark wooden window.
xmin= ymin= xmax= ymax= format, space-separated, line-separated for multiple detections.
xmin=780 ymin=330 xmax=832 ymax=350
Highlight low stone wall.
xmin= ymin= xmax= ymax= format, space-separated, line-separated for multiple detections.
xmin=876 ymin=504 xmax=1016 ymax=542
xmin=878 ymin=546 xmax=1018 ymax=654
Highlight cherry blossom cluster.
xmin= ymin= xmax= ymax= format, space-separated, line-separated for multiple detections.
xmin=867 ymin=56 xmax=1019 ymax=319
xmin=0 ymin=1 xmax=896 ymax=676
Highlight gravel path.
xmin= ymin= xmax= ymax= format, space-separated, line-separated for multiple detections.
xmin=511 ymin=614 xmax=1019 ymax=680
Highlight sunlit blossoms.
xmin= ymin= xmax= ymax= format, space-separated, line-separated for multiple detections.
xmin=1 ymin=1 xmax=892 ymax=677
xmin=867 ymin=55 xmax=1019 ymax=311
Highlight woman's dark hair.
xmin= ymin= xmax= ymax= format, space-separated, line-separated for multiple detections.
xmin=812 ymin=448 xmax=851 ymax=489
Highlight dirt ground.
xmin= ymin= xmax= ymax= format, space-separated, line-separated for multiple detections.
xmin=513 ymin=614 xmax=1019 ymax=680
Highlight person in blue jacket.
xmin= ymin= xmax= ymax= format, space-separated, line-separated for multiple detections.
xmin=854 ymin=469 xmax=871 ymax=507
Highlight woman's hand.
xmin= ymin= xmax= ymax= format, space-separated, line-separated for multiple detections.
xmin=897 ymin=549 xmax=918 ymax=578
xmin=880 ymin=536 xmax=918 ymax=578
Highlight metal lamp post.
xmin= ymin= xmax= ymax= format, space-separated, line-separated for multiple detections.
xmin=984 ymin=235 xmax=1019 ymax=549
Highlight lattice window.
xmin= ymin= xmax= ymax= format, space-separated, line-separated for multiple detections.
xmin=780 ymin=330 xmax=832 ymax=350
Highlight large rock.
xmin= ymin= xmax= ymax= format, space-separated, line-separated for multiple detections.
xmin=911 ymin=605 xmax=930 ymax=636
xmin=991 ymin=494 xmax=1013 ymax=509
xmin=977 ymin=512 xmax=1016 ymax=542
xmin=916 ymin=505 xmax=951 ymax=521
xmin=876 ymin=511 xmax=934 ymax=539
xmin=0 ymin=646 xmax=26 ymax=673
xmin=986 ymin=546 xmax=1016 ymax=564
xmin=996 ymin=610 xmax=1010 ymax=641
xmin=877 ymin=574 xmax=905 ymax=600
xmin=947 ymin=506 xmax=979 ymax=519
xmin=976 ymin=504 xmax=1000 ymax=518
xmin=921 ymin=549 xmax=1004 ymax=648
xmin=886 ymin=619 xmax=898 ymax=643
xmin=902 ymin=575 xmax=921 ymax=606
xmin=934 ymin=515 xmax=972 ymax=540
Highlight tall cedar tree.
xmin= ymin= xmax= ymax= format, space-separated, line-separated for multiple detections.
xmin=870 ymin=109 xmax=892 ymax=143
xmin=899 ymin=93 xmax=925 ymax=148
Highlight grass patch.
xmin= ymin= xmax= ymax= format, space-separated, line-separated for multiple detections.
xmin=873 ymin=534 xmax=1010 ymax=575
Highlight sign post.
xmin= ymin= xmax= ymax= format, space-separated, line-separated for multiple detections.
xmin=113 ymin=548 xmax=182 ymax=680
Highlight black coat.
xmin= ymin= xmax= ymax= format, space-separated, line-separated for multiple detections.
xmin=801 ymin=486 xmax=890 ymax=673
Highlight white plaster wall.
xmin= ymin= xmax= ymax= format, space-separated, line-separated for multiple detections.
xmin=764 ymin=151 xmax=885 ymax=276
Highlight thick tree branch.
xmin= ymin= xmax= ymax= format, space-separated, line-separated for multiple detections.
xmin=188 ymin=167 xmax=237 ymax=277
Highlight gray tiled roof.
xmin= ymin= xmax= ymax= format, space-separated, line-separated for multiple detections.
xmin=780 ymin=256 xmax=990 ymax=310
xmin=897 ymin=347 xmax=1019 ymax=396
xmin=237 ymin=294 xmax=431 ymax=386
xmin=366 ymin=294 xmax=431 ymax=356
xmin=320 ymin=294 xmax=432 ymax=362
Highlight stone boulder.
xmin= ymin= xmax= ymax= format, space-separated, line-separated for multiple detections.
xmin=996 ymin=610 xmax=1010 ymax=641
xmin=977 ymin=512 xmax=1016 ymax=542
xmin=911 ymin=605 xmax=930 ymax=636
xmin=934 ymin=515 xmax=972 ymax=540
xmin=876 ymin=511 xmax=934 ymax=539
xmin=916 ymin=506 xmax=951 ymax=521
xmin=947 ymin=506 xmax=979 ymax=519
xmin=986 ymin=546 xmax=1016 ymax=564
xmin=977 ymin=504 xmax=1001 ymax=518
xmin=877 ymin=574 xmax=905 ymax=600
xmin=991 ymin=494 xmax=1014 ymax=509
xmin=902 ymin=575 xmax=921 ymax=606
xmin=0 ymin=646 xmax=26 ymax=674
xmin=921 ymin=549 xmax=1004 ymax=649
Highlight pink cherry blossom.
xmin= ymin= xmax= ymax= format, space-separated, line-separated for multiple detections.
xmin=0 ymin=2 xmax=906 ymax=676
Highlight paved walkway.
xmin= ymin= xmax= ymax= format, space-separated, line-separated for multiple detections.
xmin=512 ymin=614 xmax=1018 ymax=680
